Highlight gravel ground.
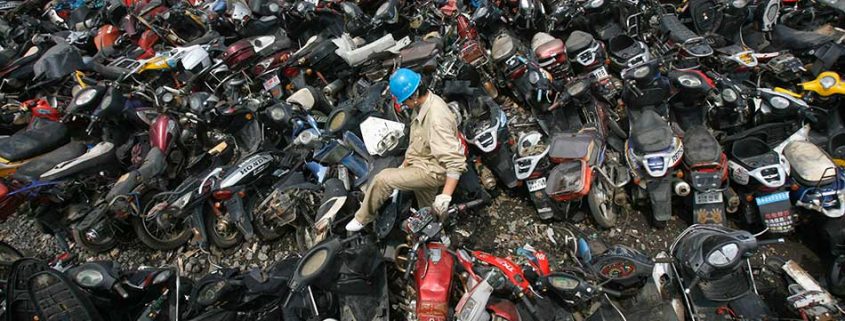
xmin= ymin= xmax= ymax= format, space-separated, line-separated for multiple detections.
xmin=0 ymin=192 xmax=822 ymax=280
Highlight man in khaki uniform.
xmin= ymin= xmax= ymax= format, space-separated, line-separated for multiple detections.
xmin=346 ymin=68 xmax=466 ymax=231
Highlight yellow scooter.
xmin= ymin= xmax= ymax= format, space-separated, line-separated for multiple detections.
xmin=775 ymin=71 xmax=845 ymax=98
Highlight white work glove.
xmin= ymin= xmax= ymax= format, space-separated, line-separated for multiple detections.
xmin=432 ymin=194 xmax=452 ymax=220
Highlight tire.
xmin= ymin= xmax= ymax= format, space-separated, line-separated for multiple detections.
xmin=133 ymin=189 xmax=192 ymax=251
xmin=249 ymin=192 xmax=292 ymax=241
xmin=71 ymin=227 xmax=117 ymax=253
xmin=588 ymin=179 xmax=618 ymax=228
xmin=132 ymin=215 xmax=191 ymax=251
xmin=204 ymin=206 xmax=243 ymax=249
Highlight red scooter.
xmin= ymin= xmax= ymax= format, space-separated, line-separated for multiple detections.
xmin=395 ymin=200 xmax=485 ymax=321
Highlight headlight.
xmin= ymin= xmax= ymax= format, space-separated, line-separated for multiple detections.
xmin=587 ymin=0 xmax=604 ymax=8
xmin=300 ymin=248 xmax=328 ymax=277
xmin=769 ymin=96 xmax=790 ymax=109
xmin=632 ymin=64 xmax=650 ymax=79
xmin=74 ymin=88 xmax=99 ymax=106
xmin=731 ymin=0 xmax=748 ymax=7
xmin=172 ymin=192 xmax=192 ymax=209
xmin=721 ymin=88 xmax=738 ymax=103
xmin=821 ymin=76 xmax=837 ymax=89
xmin=706 ymin=243 xmax=739 ymax=267
xmin=268 ymin=106 xmax=287 ymax=123
xmin=678 ymin=74 xmax=702 ymax=88
xmin=75 ymin=269 xmax=104 ymax=287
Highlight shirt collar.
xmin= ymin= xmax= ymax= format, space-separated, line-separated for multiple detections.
xmin=413 ymin=91 xmax=432 ymax=122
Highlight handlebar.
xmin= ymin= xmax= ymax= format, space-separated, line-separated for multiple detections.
xmin=448 ymin=199 xmax=486 ymax=214
xmin=757 ymin=238 xmax=785 ymax=246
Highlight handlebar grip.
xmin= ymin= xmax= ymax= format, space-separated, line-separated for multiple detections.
xmin=600 ymin=286 xmax=623 ymax=298
xmin=113 ymin=283 xmax=129 ymax=299
xmin=520 ymin=294 xmax=538 ymax=317
xmin=450 ymin=199 xmax=487 ymax=213
xmin=757 ymin=238 xmax=785 ymax=246
xmin=85 ymin=118 xmax=97 ymax=135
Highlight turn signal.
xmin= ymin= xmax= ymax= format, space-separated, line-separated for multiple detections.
xmin=791 ymin=184 xmax=800 ymax=191
xmin=213 ymin=190 xmax=233 ymax=200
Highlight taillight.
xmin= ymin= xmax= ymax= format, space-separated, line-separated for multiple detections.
xmin=283 ymin=67 xmax=299 ymax=78
xmin=213 ymin=190 xmax=233 ymax=200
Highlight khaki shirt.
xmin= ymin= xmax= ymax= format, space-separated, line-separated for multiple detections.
xmin=406 ymin=91 xmax=467 ymax=180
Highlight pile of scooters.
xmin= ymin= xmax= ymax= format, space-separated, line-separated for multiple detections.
xmin=0 ymin=0 xmax=844 ymax=318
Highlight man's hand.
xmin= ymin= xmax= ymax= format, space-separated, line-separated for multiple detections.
xmin=432 ymin=194 xmax=452 ymax=220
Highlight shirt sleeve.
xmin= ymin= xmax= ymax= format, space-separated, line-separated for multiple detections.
xmin=428 ymin=106 xmax=467 ymax=179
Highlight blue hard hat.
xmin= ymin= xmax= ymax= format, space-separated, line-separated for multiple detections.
xmin=389 ymin=68 xmax=421 ymax=103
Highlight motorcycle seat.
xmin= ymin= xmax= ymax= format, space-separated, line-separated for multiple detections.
xmin=729 ymin=137 xmax=779 ymax=170
xmin=783 ymin=141 xmax=837 ymax=186
xmin=658 ymin=14 xmax=699 ymax=43
xmin=381 ymin=40 xmax=440 ymax=68
xmin=11 ymin=141 xmax=87 ymax=183
xmin=772 ymin=24 xmax=832 ymax=51
xmin=549 ymin=131 xmax=597 ymax=162
xmin=609 ymin=35 xmax=642 ymax=61
xmin=631 ymin=110 xmax=673 ymax=153
xmin=491 ymin=33 xmax=517 ymax=63
xmin=565 ymin=31 xmax=593 ymax=54
xmin=28 ymin=269 xmax=104 ymax=321
xmin=0 ymin=120 xmax=68 ymax=162
xmin=39 ymin=142 xmax=115 ymax=181
xmin=335 ymin=33 xmax=397 ymax=67
xmin=534 ymin=39 xmax=565 ymax=60
xmin=682 ymin=126 xmax=721 ymax=166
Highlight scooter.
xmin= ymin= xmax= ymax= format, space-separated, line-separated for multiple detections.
xmin=782 ymin=140 xmax=845 ymax=226
xmin=458 ymin=91 xmax=519 ymax=189
xmin=667 ymin=69 xmax=715 ymax=131
xmin=725 ymin=134 xmax=793 ymax=233
xmin=284 ymin=234 xmax=390 ymax=321
xmin=513 ymin=131 xmax=554 ymax=219
xmin=705 ymin=71 xmax=752 ymax=134
xmin=394 ymin=201 xmax=486 ymax=321
xmin=621 ymin=62 xmax=683 ymax=226
xmin=534 ymin=243 xmax=680 ymax=321
xmin=661 ymin=224 xmax=784 ymax=321
xmin=545 ymin=79 xmax=629 ymax=227
xmin=680 ymin=126 xmax=739 ymax=225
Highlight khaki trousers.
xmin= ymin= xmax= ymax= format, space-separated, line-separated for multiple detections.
xmin=354 ymin=167 xmax=443 ymax=223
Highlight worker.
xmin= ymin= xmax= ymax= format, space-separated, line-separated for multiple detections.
xmin=346 ymin=68 xmax=467 ymax=232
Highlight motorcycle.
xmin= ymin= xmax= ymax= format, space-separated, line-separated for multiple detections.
xmin=393 ymin=201 xmax=485 ymax=321
xmin=660 ymin=224 xmax=784 ymax=321
xmin=679 ymin=126 xmax=739 ymax=225
xmin=621 ymin=62 xmax=683 ymax=227
xmin=545 ymin=79 xmax=629 ymax=227
xmin=513 ymin=131 xmax=554 ymax=219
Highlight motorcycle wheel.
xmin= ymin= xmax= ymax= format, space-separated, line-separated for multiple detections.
xmin=133 ymin=190 xmax=192 ymax=251
xmin=205 ymin=207 xmax=243 ymax=249
xmin=588 ymin=178 xmax=618 ymax=228
xmin=132 ymin=215 xmax=191 ymax=251
xmin=249 ymin=192 xmax=292 ymax=241
xmin=71 ymin=226 xmax=117 ymax=253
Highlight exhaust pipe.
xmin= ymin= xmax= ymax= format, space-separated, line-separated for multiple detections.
xmin=674 ymin=181 xmax=691 ymax=196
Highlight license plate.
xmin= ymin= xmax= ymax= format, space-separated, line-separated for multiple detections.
xmin=527 ymin=177 xmax=547 ymax=192
xmin=591 ymin=66 xmax=609 ymax=80
xmin=263 ymin=75 xmax=281 ymax=91
xmin=694 ymin=191 xmax=723 ymax=204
